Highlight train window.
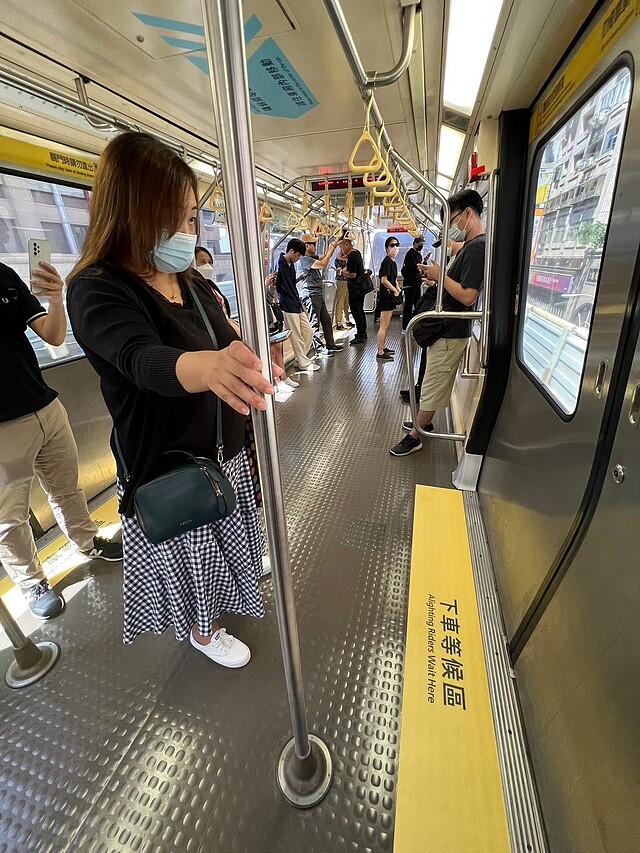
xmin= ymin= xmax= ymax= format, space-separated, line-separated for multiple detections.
xmin=0 ymin=172 xmax=90 ymax=367
xmin=519 ymin=66 xmax=631 ymax=415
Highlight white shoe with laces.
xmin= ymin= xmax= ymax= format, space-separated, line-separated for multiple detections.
xmin=190 ymin=628 xmax=251 ymax=668
xmin=284 ymin=377 xmax=299 ymax=388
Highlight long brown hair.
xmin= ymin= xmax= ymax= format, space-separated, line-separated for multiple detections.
xmin=69 ymin=132 xmax=199 ymax=282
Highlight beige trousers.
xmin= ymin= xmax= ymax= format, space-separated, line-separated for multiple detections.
xmin=334 ymin=280 xmax=350 ymax=325
xmin=0 ymin=398 xmax=97 ymax=590
xmin=420 ymin=337 xmax=469 ymax=411
xmin=283 ymin=310 xmax=314 ymax=368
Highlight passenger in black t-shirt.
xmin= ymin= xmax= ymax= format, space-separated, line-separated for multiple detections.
xmin=66 ymin=132 xmax=283 ymax=667
xmin=338 ymin=236 xmax=368 ymax=344
xmin=376 ymin=236 xmax=402 ymax=360
xmin=0 ymin=258 xmax=122 ymax=620
xmin=390 ymin=189 xmax=485 ymax=456
xmin=400 ymin=235 xmax=425 ymax=330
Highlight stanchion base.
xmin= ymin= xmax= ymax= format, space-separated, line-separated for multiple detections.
xmin=5 ymin=641 xmax=60 ymax=689
xmin=277 ymin=734 xmax=332 ymax=809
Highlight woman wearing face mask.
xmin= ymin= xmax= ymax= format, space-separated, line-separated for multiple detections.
xmin=376 ymin=236 xmax=402 ymax=361
xmin=67 ymin=132 xmax=282 ymax=668
xmin=195 ymin=246 xmax=232 ymax=318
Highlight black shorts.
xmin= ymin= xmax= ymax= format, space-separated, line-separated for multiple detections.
xmin=378 ymin=287 xmax=400 ymax=312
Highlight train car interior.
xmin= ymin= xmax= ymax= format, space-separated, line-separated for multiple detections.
xmin=0 ymin=0 xmax=638 ymax=850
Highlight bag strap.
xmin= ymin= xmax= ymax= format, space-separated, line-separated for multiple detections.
xmin=187 ymin=281 xmax=225 ymax=465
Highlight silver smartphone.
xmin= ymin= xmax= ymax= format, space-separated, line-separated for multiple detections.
xmin=28 ymin=238 xmax=52 ymax=293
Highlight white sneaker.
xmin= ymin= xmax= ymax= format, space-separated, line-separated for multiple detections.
xmin=276 ymin=381 xmax=294 ymax=394
xmin=303 ymin=364 xmax=320 ymax=372
xmin=284 ymin=377 xmax=299 ymax=388
xmin=190 ymin=628 xmax=251 ymax=668
xmin=261 ymin=554 xmax=271 ymax=578
xmin=275 ymin=390 xmax=291 ymax=402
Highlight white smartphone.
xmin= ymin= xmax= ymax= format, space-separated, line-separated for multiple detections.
xmin=28 ymin=238 xmax=52 ymax=293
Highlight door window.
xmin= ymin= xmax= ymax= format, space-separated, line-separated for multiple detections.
xmin=519 ymin=67 xmax=632 ymax=415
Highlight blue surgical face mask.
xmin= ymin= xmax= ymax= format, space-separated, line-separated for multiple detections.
xmin=448 ymin=211 xmax=468 ymax=243
xmin=153 ymin=231 xmax=197 ymax=273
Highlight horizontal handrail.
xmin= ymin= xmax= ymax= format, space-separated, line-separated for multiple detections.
xmin=363 ymin=3 xmax=419 ymax=88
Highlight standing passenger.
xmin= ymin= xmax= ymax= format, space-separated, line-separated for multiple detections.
xmin=67 ymin=132 xmax=281 ymax=666
xmin=276 ymin=238 xmax=319 ymax=371
xmin=389 ymin=189 xmax=485 ymax=456
xmin=194 ymin=245 xmax=231 ymax=317
xmin=0 ymin=257 xmax=122 ymax=620
xmin=338 ymin=237 xmax=368 ymax=345
xmin=333 ymin=247 xmax=353 ymax=330
xmin=400 ymin=235 xmax=425 ymax=332
xmin=296 ymin=235 xmax=343 ymax=353
xmin=376 ymin=236 xmax=402 ymax=360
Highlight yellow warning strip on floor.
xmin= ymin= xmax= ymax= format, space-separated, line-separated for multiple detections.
xmin=394 ymin=485 xmax=510 ymax=853
xmin=0 ymin=495 xmax=121 ymax=601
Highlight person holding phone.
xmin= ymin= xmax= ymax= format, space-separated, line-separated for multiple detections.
xmin=0 ymin=249 xmax=122 ymax=620
xmin=400 ymin=235 xmax=426 ymax=332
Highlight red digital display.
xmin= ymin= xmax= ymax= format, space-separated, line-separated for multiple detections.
xmin=310 ymin=177 xmax=370 ymax=191
xmin=387 ymin=227 xmax=408 ymax=233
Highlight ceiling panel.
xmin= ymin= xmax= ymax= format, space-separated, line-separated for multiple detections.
xmin=0 ymin=0 xmax=418 ymax=182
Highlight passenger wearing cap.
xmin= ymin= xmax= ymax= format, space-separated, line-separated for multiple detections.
xmin=400 ymin=235 xmax=426 ymax=332
xmin=296 ymin=235 xmax=343 ymax=354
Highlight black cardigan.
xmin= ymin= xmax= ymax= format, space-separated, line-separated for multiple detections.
xmin=66 ymin=264 xmax=247 ymax=515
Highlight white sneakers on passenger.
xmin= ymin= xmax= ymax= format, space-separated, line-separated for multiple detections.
xmin=276 ymin=381 xmax=294 ymax=394
xmin=284 ymin=377 xmax=299 ymax=388
xmin=190 ymin=628 xmax=251 ymax=668
xmin=275 ymin=389 xmax=292 ymax=402
xmin=261 ymin=554 xmax=271 ymax=578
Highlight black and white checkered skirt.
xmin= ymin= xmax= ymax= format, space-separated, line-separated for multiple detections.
xmin=119 ymin=450 xmax=265 ymax=644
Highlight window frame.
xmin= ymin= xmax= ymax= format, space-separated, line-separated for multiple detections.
xmin=515 ymin=56 xmax=634 ymax=421
xmin=1 ymin=166 xmax=92 ymax=369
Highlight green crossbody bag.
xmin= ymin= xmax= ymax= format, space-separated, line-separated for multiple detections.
xmin=115 ymin=282 xmax=236 ymax=544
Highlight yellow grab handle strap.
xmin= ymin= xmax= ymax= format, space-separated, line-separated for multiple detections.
xmin=259 ymin=201 xmax=274 ymax=223
xmin=348 ymin=130 xmax=382 ymax=174
xmin=373 ymin=178 xmax=398 ymax=198
xmin=363 ymin=165 xmax=392 ymax=188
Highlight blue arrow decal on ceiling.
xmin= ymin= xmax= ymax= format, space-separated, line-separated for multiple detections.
xmin=132 ymin=11 xmax=317 ymax=118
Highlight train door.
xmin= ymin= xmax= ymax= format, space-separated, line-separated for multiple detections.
xmin=479 ymin=20 xmax=640 ymax=643
xmin=513 ymin=319 xmax=640 ymax=850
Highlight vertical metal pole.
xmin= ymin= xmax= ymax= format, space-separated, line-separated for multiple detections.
xmin=0 ymin=596 xmax=60 ymax=688
xmin=480 ymin=171 xmax=498 ymax=369
xmin=200 ymin=0 xmax=332 ymax=809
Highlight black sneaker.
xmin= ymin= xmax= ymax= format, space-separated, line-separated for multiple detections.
xmin=400 ymin=386 xmax=421 ymax=404
xmin=25 ymin=580 xmax=65 ymax=620
xmin=350 ymin=336 xmax=366 ymax=346
xmin=327 ymin=345 xmax=344 ymax=352
xmin=383 ymin=347 xmax=395 ymax=354
xmin=376 ymin=352 xmax=394 ymax=360
xmin=81 ymin=536 xmax=123 ymax=562
xmin=403 ymin=421 xmax=434 ymax=432
xmin=389 ymin=434 xmax=423 ymax=456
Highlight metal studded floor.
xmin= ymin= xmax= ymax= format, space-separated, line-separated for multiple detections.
xmin=0 ymin=318 xmax=457 ymax=853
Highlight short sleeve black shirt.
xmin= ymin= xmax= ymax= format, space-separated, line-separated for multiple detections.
xmin=443 ymin=235 xmax=485 ymax=338
xmin=276 ymin=253 xmax=303 ymax=313
xmin=346 ymin=249 xmax=365 ymax=289
xmin=0 ymin=262 xmax=57 ymax=423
